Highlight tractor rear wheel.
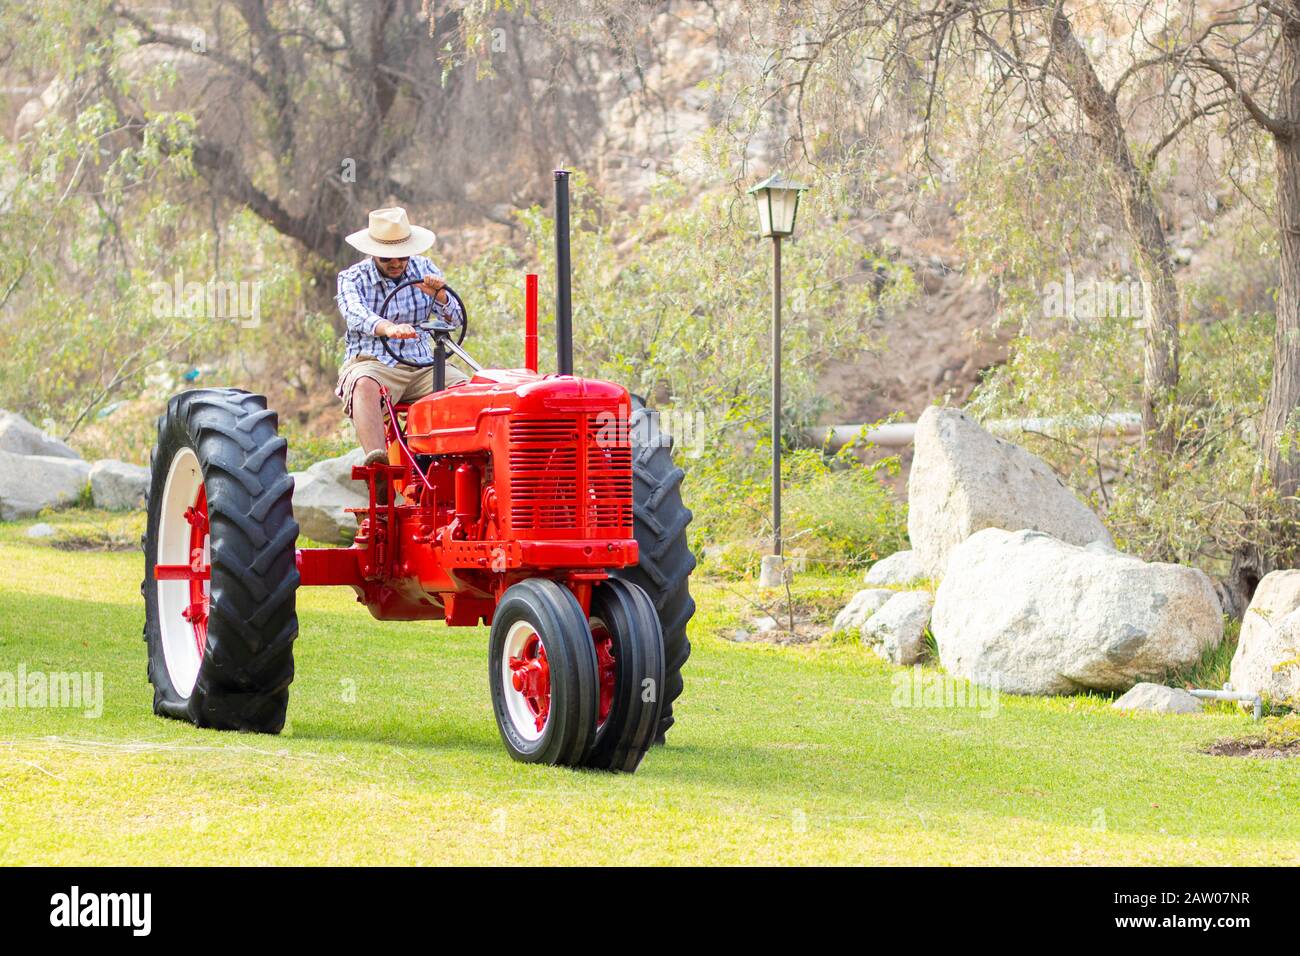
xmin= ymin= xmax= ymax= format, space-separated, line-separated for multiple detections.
xmin=582 ymin=579 xmax=665 ymax=772
xmin=142 ymin=388 xmax=299 ymax=732
xmin=489 ymin=579 xmax=599 ymax=766
xmin=611 ymin=398 xmax=696 ymax=744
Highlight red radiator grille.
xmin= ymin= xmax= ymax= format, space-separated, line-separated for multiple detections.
xmin=507 ymin=415 xmax=632 ymax=532
xmin=586 ymin=413 xmax=633 ymax=529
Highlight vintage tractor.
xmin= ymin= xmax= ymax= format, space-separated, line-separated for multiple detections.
xmin=141 ymin=172 xmax=695 ymax=771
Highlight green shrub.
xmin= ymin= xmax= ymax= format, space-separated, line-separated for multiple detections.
xmin=690 ymin=440 xmax=907 ymax=576
xmin=970 ymin=311 xmax=1295 ymax=578
xmin=1261 ymin=714 xmax=1300 ymax=746
xmin=784 ymin=455 xmax=909 ymax=569
xmin=701 ymin=540 xmax=765 ymax=580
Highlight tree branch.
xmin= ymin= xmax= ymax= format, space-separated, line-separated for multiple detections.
xmin=1194 ymin=52 xmax=1295 ymax=140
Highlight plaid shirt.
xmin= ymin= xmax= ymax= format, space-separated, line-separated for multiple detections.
xmin=335 ymin=255 xmax=464 ymax=367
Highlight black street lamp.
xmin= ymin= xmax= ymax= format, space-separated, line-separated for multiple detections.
xmin=747 ymin=173 xmax=808 ymax=587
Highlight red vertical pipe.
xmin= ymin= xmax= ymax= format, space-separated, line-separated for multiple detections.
xmin=525 ymin=272 xmax=539 ymax=373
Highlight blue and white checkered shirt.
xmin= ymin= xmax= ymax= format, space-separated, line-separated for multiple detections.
xmin=335 ymin=255 xmax=464 ymax=367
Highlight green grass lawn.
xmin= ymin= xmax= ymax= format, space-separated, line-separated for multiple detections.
xmin=0 ymin=510 xmax=1296 ymax=865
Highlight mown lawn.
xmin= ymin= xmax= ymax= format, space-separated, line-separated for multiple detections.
xmin=0 ymin=510 xmax=1296 ymax=865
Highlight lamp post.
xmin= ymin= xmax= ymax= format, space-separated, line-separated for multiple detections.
xmin=748 ymin=173 xmax=808 ymax=588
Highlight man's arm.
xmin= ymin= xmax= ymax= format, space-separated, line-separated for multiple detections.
xmin=336 ymin=267 xmax=416 ymax=338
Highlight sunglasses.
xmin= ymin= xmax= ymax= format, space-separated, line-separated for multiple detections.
xmin=376 ymin=256 xmax=409 ymax=265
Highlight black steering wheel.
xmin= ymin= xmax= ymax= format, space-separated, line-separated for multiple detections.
xmin=376 ymin=278 xmax=468 ymax=368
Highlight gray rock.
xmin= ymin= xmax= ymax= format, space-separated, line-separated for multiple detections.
xmin=862 ymin=591 xmax=933 ymax=666
xmin=832 ymin=588 xmax=895 ymax=632
xmin=0 ymin=451 xmax=91 ymax=520
xmin=290 ymin=449 xmax=367 ymax=542
xmin=753 ymin=615 xmax=779 ymax=633
xmin=25 ymin=522 xmax=57 ymax=539
xmin=907 ymin=407 xmax=1113 ymax=580
xmin=89 ymin=459 xmax=150 ymax=510
xmin=1112 ymin=682 xmax=1203 ymax=714
xmin=932 ymin=529 xmax=1222 ymax=695
xmin=0 ymin=411 xmax=79 ymax=459
xmin=863 ymin=550 xmax=925 ymax=587
xmin=1229 ymin=570 xmax=1300 ymax=705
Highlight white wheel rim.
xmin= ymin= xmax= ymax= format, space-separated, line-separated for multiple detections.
xmin=502 ymin=620 xmax=547 ymax=742
xmin=156 ymin=447 xmax=207 ymax=698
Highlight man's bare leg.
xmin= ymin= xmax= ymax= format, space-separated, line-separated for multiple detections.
xmin=350 ymin=377 xmax=387 ymax=461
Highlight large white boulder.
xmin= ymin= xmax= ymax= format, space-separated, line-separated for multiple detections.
xmin=863 ymin=549 xmax=926 ymax=587
xmin=0 ymin=450 xmax=91 ymax=520
xmin=932 ymin=529 xmax=1222 ymax=695
xmin=1229 ymin=570 xmax=1300 ymax=705
xmin=290 ymin=449 xmax=367 ymax=543
xmin=862 ymin=591 xmax=933 ymax=666
xmin=907 ymin=407 xmax=1112 ymax=579
xmin=0 ymin=411 xmax=79 ymax=459
xmin=832 ymin=588 xmax=895 ymax=632
xmin=89 ymin=459 xmax=150 ymax=510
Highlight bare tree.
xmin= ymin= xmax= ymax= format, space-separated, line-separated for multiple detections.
xmin=714 ymin=0 xmax=1190 ymax=452
xmin=1043 ymin=0 xmax=1300 ymax=592
xmin=83 ymin=1 xmax=624 ymax=317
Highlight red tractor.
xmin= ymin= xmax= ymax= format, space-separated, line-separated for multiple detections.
xmin=141 ymin=172 xmax=695 ymax=772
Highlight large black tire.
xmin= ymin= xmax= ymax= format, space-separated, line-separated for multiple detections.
xmin=489 ymin=578 xmax=599 ymax=766
xmin=582 ymin=579 xmax=665 ymax=772
xmin=142 ymin=388 xmax=299 ymax=732
xmin=611 ymin=398 xmax=695 ymax=744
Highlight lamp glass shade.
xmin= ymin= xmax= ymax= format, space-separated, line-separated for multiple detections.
xmin=747 ymin=174 xmax=808 ymax=238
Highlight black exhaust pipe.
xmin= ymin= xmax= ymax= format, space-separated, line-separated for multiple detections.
xmin=554 ymin=169 xmax=573 ymax=376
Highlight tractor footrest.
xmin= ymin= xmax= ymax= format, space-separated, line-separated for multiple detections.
xmin=350 ymin=463 xmax=405 ymax=481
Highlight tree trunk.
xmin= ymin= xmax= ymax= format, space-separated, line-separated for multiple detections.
xmin=1039 ymin=2 xmax=1181 ymax=455
xmin=1262 ymin=21 xmax=1300 ymax=499
xmin=1232 ymin=17 xmax=1300 ymax=607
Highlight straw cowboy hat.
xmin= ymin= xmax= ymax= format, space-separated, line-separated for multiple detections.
xmin=345 ymin=207 xmax=436 ymax=258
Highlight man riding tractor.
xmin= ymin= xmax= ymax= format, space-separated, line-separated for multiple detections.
xmin=335 ymin=206 xmax=466 ymax=467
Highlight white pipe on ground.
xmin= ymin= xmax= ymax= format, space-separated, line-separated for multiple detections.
xmin=810 ymin=412 xmax=1143 ymax=450
xmin=1189 ymin=686 xmax=1264 ymax=721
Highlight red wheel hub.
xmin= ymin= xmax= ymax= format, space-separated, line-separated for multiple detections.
xmin=508 ymin=634 xmax=550 ymax=732
xmin=592 ymin=623 xmax=616 ymax=727
xmin=155 ymin=484 xmax=211 ymax=657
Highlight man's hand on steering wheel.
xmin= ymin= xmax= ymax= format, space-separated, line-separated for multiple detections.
xmin=415 ymin=275 xmax=449 ymax=304
xmin=376 ymin=320 xmax=420 ymax=339
xmin=373 ymin=278 xmax=468 ymax=365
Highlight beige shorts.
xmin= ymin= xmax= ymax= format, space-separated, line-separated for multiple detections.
xmin=335 ymin=355 xmax=469 ymax=417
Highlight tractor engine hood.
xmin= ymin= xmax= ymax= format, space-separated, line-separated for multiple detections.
xmin=404 ymin=371 xmax=632 ymax=454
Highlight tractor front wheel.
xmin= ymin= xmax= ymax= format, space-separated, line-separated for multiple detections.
xmin=489 ymin=579 xmax=598 ymax=765
xmin=142 ymin=388 xmax=299 ymax=732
